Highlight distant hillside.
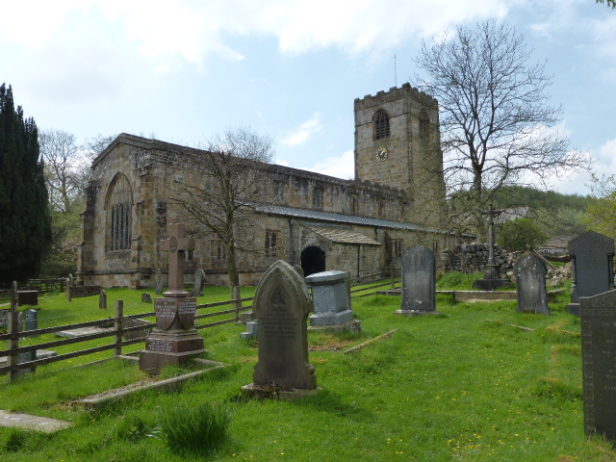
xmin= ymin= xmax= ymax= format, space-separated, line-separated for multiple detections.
xmin=449 ymin=186 xmax=594 ymax=237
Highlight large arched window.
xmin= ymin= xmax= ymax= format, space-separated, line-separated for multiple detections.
xmin=374 ymin=109 xmax=390 ymax=140
xmin=105 ymin=174 xmax=133 ymax=251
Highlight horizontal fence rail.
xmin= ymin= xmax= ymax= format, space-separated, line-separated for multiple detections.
xmin=2 ymin=277 xmax=397 ymax=381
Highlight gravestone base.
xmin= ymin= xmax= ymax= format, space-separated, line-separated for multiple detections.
xmin=567 ymin=303 xmax=581 ymax=316
xmin=240 ymin=383 xmax=321 ymax=401
xmin=240 ymin=321 xmax=258 ymax=340
xmin=310 ymin=309 xmax=355 ymax=327
xmin=139 ymin=330 xmax=205 ymax=375
xmin=309 ymin=319 xmax=361 ymax=333
xmin=394 ymin=309 xmax=441 ymax=316
xmin=473 ymin=279 xmax=511 ymax=290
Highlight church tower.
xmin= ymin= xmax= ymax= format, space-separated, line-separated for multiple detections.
xmin=354 ymin=83 xmax=447 ymax=227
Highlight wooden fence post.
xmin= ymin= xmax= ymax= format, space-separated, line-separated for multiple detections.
xmin=115 ymin=300 xmax=123 ymax=356
xmin=8 ymin=281 xmax=19 ymax=383
xmin=232 ymin=286 xmax=242 ymax=322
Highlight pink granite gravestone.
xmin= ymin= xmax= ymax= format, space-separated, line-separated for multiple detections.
xmin=139 ymin=224 xmax=205 ymax=374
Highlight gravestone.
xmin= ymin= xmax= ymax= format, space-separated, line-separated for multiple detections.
xmin=240 ymin=320 xmax=259 ymax=340
xmin=99 ymin=289 xmax=107 ymax=310
xmin=242 ymin=260 xmax=317 ymax=397
xmin=193 ymin=269 xmax=205 ymax=297
xmin=66 ymin=274 xmax=74 ymax=302
xmin=580 ymin=289 xmax=616 ymax=443
xmin=140 ymin=224 xmax=205 ymax=374
xmin=395 ymin=245 xmax=438 ymax=315
xmin=514 ymin=253 xmax=550 ymax=315
xmin=154 ymin=268 xmax=164 ymax=295
xmin=17 ymin=290 xmax=38 ymax=307
xmin=306 ymin=270 xmax=359 ymax=331
xmin=567 ymin=231 xmax=614 ymax=316
xmin=141 ymin=293 xmax=152 ymax=303
xmin=21 ymin=309 xmax=38 ymax=337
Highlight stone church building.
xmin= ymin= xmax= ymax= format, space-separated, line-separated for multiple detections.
xmin=78 ymin=84 xmax=470 ymax=288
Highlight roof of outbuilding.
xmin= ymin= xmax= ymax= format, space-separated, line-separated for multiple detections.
xmin=304 ymin=225 xmax=381 ymax=246
xmin=253 ymin=203 xmax=474 ymax=237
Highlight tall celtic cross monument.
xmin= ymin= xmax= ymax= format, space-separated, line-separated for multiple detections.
xmin=139 ymin=223 xmax=205 ymax=374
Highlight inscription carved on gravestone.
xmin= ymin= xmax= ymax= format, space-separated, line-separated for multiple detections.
xmin=580 ymin=289 xmax=616 ymax=443
xmin=306 ymin=270 xmax=359 ymax=331
xmin=396 ymin=245 xmax=438 ymax=315
xmin=514 ymin=253 xmax=550 ymax=315
xmin=567 ymin=231 xmax=614 ymax=316
xmin=242 ymin=260 xmax=316 ymax=396
xmin=139 ymin=223 xmax=204 ymax=374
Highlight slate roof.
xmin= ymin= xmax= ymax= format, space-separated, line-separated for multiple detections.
xmin=304 ymin=225 xmax=381 ymax=246
xmin=253 ymin=204 xmax=474 ymax=237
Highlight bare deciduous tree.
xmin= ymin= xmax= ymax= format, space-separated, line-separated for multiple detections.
xmin=416 ymin=21 xmax=584 ymax=237
xmin=172 ymin=128 xmax=273 ymax=291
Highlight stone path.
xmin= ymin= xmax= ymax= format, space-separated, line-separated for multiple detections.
xmin=0 ymin=410 xmax=72 ymax=433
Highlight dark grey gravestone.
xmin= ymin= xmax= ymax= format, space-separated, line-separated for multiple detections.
xmin=514 ymin=253 xmax=550 ymax=315
xmin=155 ymin=268 xmax=164 ymax=295
xmin=396 ymin=245 xmax=437 ymax=315
xmin=99 ymin=289 xmax=107 ymax=310
xmin=568 ymin=231 xmax=614 ymax=316
xmin=141 ymin=293 xmax=153 ymax=304
xmin=306 ymin=270 xmax=357 ymax=329
xmin=193 ymin=269 xmax=205 ymax=297
xmin=243 ymin=260 xmax=316 ymax=395
xmin=580 ymin=289 xmax=616 ymax=443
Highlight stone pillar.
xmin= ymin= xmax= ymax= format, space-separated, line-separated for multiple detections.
xmin=306 ymin=270 xmax=360 ymax=331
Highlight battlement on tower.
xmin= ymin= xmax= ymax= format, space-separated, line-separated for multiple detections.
xmin=354 ymin=83 xmax=438 ymax=109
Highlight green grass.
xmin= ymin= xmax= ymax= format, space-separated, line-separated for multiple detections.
xmin=0 ymin=282 xmax=614 ymax=461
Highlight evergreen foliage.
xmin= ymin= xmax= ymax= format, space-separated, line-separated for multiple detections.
xmin=0 ymin=84 xmax=51 ymax=282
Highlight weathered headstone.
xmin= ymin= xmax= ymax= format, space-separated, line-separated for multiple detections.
xmin=193 ymin=269 xmax=205 ymax=297
xmin=242 ymin=260 xmax=317 ymax=397
xmin=567 ymin=231 xmax=614 ymax=316
xmin=395 ymin=245 xmax=438 ymax=315
xmin=99 ymin=289 xmax=107 ymax=310
xmin=66 ymin=274 xmax=74 ymax=302
xmin=240 ymin=320 xmax=259 ymax=340
xmin=155 ymin=268 xmax=164 ymax=295
xmin=141 ymin=293 xmax=152 ymax=304
xmin=306 ymin=270 xmax=359 ymax=331
xmin=21 ymin=309 xmax=38 ymax=336
xmin=580 ymin=289 xmax=616 ymax=443
xmin=514 ymin=253 xmax=550 ymax=315
xmin=140 ymin=224 xmax=205 ymax=374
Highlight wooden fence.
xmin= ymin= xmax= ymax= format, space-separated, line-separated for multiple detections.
xmin=1 ymin=278 xmax=395 ymax=382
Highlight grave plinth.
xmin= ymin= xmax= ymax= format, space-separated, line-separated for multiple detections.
xmin=306 ymin=270 xmax=359 ymax=331
xmin=139 ymin=224 xmax=204 ymax=375
xmin=17 ymin=290 xmax=38 ymax=307
xmin=580 ymin=289 xmax=616 ymax=443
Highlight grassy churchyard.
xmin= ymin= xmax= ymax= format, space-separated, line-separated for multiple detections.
xmin=1 ymin=279 xmax=615 ymax=461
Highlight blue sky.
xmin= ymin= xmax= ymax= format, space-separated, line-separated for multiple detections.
xmin=1 ymin=0 xmax=614 ymax=195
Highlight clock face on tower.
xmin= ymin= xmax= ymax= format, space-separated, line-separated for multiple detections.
xmin=375 ymin=147 xmax=388 ymax=161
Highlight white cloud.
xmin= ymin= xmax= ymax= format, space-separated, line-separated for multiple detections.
xmin=1 ymin=0 xmax=514 ymax=69
xmin=280 ymin=113 xmax=322 ymax=147
xmin=274 ymin=158 xmax=290 ymax=167
xmin=306 ymin=149 xmax=355 ymax=179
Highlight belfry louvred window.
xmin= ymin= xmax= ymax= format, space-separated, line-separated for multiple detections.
xmin=374 ymin=109 xmax=390 ymax=139
xmin=106 ymin=174 xmax=132 ymax=251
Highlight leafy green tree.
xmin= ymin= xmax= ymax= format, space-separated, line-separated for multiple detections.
xmin=0 ymin=84 xmax=51 ymax=282
xmin=497 ymin=218 xmax=547 ymax=252
xmin=582 ymin=174 xmax=616 ymax=239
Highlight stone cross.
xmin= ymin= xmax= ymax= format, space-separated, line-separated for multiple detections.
xmin=160 ymin=223 xmax=194 ymax=297
xmin=514 ymin=253 xmax=549 ymax=315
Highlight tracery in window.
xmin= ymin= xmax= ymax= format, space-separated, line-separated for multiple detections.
xmin=106 ymin=174 xmax=133 ymax=251
xmin=374 ymin=109 xmax=390 ymax=140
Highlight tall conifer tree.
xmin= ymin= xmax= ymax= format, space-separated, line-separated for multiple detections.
xmin=0 ymin=84 xmax=51 ymax=282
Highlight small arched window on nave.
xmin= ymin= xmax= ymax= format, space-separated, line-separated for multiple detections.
xmin=105 ymin=174 xmax=133 ymax=251
xmin=374 ymin=109 xmax=390 ymax=140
